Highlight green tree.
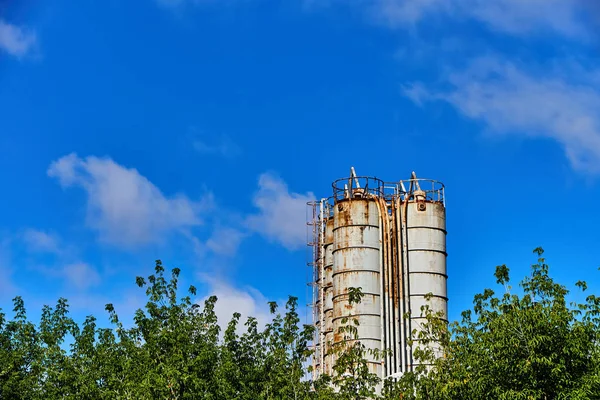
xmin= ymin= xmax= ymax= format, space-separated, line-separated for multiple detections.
xmin=3 ymin=250 xmax=600 ymax=399
xmin=389 ymin=248 xmax=600 ymax=400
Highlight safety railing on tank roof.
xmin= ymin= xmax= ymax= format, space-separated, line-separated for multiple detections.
xmin=395 ymin=178 xmax=445 ymax=205
xmin=331 ymin=176 xmax=384 ymax=202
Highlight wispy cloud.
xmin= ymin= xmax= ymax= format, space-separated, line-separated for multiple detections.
xmin=17 ymin=229 xmax=101 ymax=291
xmin=403 ymin=56 xmax=600 ymax=174
xmin=193 ymin=172 xmax=313 ymax=259
xmin=48 ymin=153 xmax=214 ymax=248
xmin=0 ymin=20 xmax=37 ymax=58
xmin=21 ymin=229 xmax=62 ymax=254
xmin=192 ymin=134 xmax=242 ymax=159
xmin=0 ymin=235 xmax=17 ymax=299
xmin=365 ymin=0 xmax=592 ymax=38
xmin=246 ymin=173 xmax=314 ymax=250
xmin=62 ymin=262 xmax=101 ymax=290
xmin=342 ymin=0 xmax=600 ymax=174
xmin=33 ymin=261 xmax=102 ymax=291
xmin=204 ymin=226 xmax=247 ymax=257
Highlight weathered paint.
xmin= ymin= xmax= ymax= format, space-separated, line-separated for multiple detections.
xmin=332 ymin=198 xmax=382 ymax=378
xmin=403 ymin=199 xmax=447 ymax=367
xmin=310 ymin=172 xmax=447 ymax=388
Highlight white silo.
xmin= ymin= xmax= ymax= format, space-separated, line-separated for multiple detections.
xmin=309 ymin=168 xmax=447 ymax=386
xmin=331 ymin=183 xmax=383 ymax=378
xmin=399 ymin=175 xmax=447 ymax=370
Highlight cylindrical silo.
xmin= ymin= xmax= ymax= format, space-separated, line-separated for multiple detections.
xmin=311 ymin=170 xmax=447 ymax=385
xmin=401 ymin=184 xmax=447 ymax=369
xmin=332 ymin=196 xmax=382 ymax=377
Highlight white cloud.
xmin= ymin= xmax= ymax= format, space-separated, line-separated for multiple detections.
xmin=48 ymin=153 xmax=212 ymax=247
xmin=374 ymin=0 xmax=448 ymax=26
xmin=200 ymin=276 xmax=275 ymax=332
xmin=29 ymin=261 xmax=101 ymax=291
xmin=18 ymin=229 xmax=99 ymax=290
xmin=192 ymin=134 xmax=242 ymax=158
xmin=21 ymin=229 xmax=61 ymax=254
xmin=246 ymin=173 xmax=314 ymax=250
xmin=0 ymin=20 xmax=36 ymax=58
xmin=354 ymin=0 xmax=590 ymax=38
xmin=462 ymin=0 xmax=585 ymax=38
xmin=403 ymin=56 xmax=600 ymax=174
xmin=62 ymin=262 xmax=101 ymax=290
xmin=205 ymin=227 xmax=247 ymax=257
xmin=0 ymin=235 xmax=17 ymax=298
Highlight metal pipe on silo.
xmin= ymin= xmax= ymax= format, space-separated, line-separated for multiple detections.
xmin=395 ymin=196 xmax=409 ymax=373
xmin=383 ymin=200 xmax=393 ymax=375
xmin=390 ymin=198 xmax=401 ymax=374
xmin=374 ymin=196 xmax=391 ymax=377
xmin=380 ymin=196 xmax=396 ymax=376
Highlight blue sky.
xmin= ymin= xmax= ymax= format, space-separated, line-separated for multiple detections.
xmin=1 ymin=0 xmax=600 ymax=328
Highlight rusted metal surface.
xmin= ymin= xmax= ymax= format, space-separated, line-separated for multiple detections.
xmin=402 ymin=198 xmax=447 ymax=368
xmin=332 ymin=198 xmax=382 ymax=379
xmin=309 ymin=169 xmax=447 ymax=387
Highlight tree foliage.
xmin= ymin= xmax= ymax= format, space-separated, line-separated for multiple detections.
xmin=1 ymin=249 xmax=599 ymax=399
xmin=390 ymin=248 xmax=600 ymax=399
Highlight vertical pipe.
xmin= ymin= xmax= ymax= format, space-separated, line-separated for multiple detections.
xmin=374 ymin=197 xmax=389 ymax=378
xmin=381 ymin=184 xmax=393 ymax=377
xmin=396 ymin=197 xmax=408 ymax=373
xmin=391 ymin=199 xmax=401 ymax=374
xmin=382 ymin=197 xmax=394 ymax=375
xmin=403 ymin=191 xmax=414 ymax=371
xmin=389 ymin=202 xmax=395 ymax=373
xmin=378 ymin=197 xmax=392 ymax=377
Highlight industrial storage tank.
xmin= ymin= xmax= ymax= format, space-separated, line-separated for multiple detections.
xmin=309 ymin=168 xmax=447 ymax=385
xmin=399 ymin=178 xmax=447 ymax=369
xmin=331 ymin=183 xmax=383 ymax=377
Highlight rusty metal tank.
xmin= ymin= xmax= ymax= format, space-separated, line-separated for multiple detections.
xmin=400 ymin=180 xmax=447 ymax=368
xmin=309 ymin=170 xmax=447 ymax=384
xmin=332 ymin=193 xmax=382 ymax=377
